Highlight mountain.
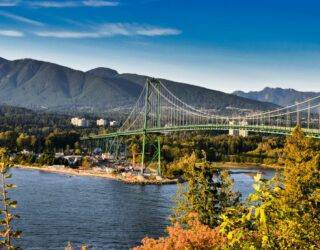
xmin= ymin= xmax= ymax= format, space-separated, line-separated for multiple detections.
xmin=233 ymin=87 xmax=320 ymax=107
xmin=0 ymin=57 xmax=278 ymax=114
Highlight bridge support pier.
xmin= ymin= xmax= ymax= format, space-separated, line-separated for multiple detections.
xmin=157 ymin=134 xmax=161 ymax=176
xmin=140 ymin=79 xmax=162 ymax=176
xmin=141 ymin=131 xmax=147 ymax=175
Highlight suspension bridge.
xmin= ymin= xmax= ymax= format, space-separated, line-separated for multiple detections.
xmin=81 ymin=79 xmax=320 ymax=175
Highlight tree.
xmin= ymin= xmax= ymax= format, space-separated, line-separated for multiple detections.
xmin=132 ymin=213 xmax=227 ymax=250
xmin=275 ymin=126 xmax=320 ymax=248
xmin=0 ymin=149 xmax=21 ymax=250
xmin=220 ymin=126 xmax=320 ymax=249
xmin=16 ymin=133 xmax=32 ymax=151
xmin=171 ymin=151 xmax=241 ymax=228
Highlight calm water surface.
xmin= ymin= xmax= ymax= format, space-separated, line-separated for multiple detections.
xmin=10 ymin=168 xmax=275 ymax=250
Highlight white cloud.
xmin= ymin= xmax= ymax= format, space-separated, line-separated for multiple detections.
xmin=0 ymin=1 xmax=20 ymax=7
xmin=0 ymin=11 xmax=44 ymax=26
xmin=34 ymin=31 xmax=99 ymax=38
xmin=34 ymin=23 xmax=182 ymax=38
xmin=83 ymin=0 xmax=119 ymax=7
xmin=99 ymin=23 xmax=182 ymax=36
xmin=135 ymin=27 xmax=181 ymax=36
xmin=28 ymin=1 xmax=78 ymax=7
xmin=28 ymin=1 xmax=119 ymax=8
xmin=0 ymin=30 xmax=24 ymax=37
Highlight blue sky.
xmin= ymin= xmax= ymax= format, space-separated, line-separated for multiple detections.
xmin=0 ymin=0 xmax=319 ymax=93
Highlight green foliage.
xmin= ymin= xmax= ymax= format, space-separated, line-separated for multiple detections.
xmin=45 ymin=131 xmax=80 ymax=152
xmin=0 ymin=132 xmax=18 ymax=151
xmin=36 ymin=154 xmax=69 ymax=166
xmin=127 ymin=133 xmax=282 ymax=178
xmin=0 ymin=150 xmax=21 ymax=250
xmin=219 ymin=126 xmax=320 ymax=249
xmin=171 ymin=151 xmax=241 ymax=228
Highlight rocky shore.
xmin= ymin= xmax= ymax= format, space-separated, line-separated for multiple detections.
xmin=14 ymin=165 xmax=177 ymax=185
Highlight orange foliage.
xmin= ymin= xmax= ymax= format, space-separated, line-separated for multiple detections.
xmin=132 ymin=214 xmax=227 ymax=250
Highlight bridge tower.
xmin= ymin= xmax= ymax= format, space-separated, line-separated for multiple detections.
xmin=141 ymin=78 xmax=162 ymax=176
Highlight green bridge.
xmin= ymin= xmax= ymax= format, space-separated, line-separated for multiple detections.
xmin=81 ymin=79 xmax=320 ymax=175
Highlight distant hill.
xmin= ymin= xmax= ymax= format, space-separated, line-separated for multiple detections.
xmin=233 ymin=87 xmax=320 ymax=106
xmin=0 ymin=57 xmax=278 ymax=114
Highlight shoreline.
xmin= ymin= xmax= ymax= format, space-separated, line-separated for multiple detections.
xmin=14 ymin=165 xmax=178 ymax=185
xmin=213 ymin=162 xmax=282 ymax=170
xmin=14 ymin=162 xmax=280 ymax=185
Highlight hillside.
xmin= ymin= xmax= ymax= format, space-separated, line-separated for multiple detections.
xmin=233 ymin=87 xmax=320 ymax=106
xmin=0 ymin=104 xmax=71 ymax=132
xmin=0 ymin=57 xmax=278 ymax=114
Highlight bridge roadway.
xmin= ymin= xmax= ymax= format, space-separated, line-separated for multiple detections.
xmin=81 ymin=124 xmax=320 ymax=141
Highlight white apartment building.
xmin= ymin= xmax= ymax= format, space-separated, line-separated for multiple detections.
xmin=71 ymin=117 xmax=90 ymax=127
xmin=96 ymin=118 xmax=107 ymax=126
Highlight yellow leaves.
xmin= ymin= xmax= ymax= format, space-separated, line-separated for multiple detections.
xmin=274 ymin=186 xmax=281 ymax=192
xmin=9 ymin=201 xmax=17 ymax=209
xmin=4 ymin=174 xmax=12 ymax=179
xmin=259 ymin=209 xmax=266 ymax=225
xmin=246 ymin=206 xmax=254 ymax=221
xmin=5 ymin=184 xmax=16 ymax=189
xmin=227 ymin=231 xmax=233 ymax=240
xmin=254 ymin=172 xmax=262 ymax=183
xmin=252 ymin=183 xmax=260 ymax=192
xmin=262 ymin=235 xmax=269 ymax=248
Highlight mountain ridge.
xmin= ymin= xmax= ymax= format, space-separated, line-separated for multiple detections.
xmin=0 ymin=57 xmax=278 ymax=114
xmin=233 ymin=87 xmax=320 ymax=106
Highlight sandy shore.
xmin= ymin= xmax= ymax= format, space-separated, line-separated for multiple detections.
xmin=14 ymin=165 xmax=178 ymax=185
xmin=14 ymin=162 xmax=280 ymax=185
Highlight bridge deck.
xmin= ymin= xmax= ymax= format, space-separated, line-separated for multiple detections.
xmin=81 ymin=124 xmax=320 ymax=141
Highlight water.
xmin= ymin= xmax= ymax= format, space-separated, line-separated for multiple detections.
xmin=8 ymin=167 xmax=275 ymax=250
xmin=231 ymin=168 xmax=276 ymax=198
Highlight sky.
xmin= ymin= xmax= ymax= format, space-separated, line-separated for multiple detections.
xmin=0 ymin=0 xmax=320 ymax=93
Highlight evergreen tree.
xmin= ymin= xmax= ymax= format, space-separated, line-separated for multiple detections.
xmin=171 ymin=151 xmax=241 ymax=228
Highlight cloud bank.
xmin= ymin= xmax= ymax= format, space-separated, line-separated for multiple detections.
xmin=34 ymin=23 xmax=182 ymax=38
xmin=0 ymin=1 xmax=20 ymax=7
xmin=28 ymin=1 xmax=119 ymax=8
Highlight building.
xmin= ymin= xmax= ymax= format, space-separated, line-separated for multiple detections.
xmin=110 ymin=120 xmax=119 ymax=127
xmin=239 ymin=120 xmax=249 ymax=137
xmin=228 ymin=121 xmax=239 ymax=136
xmin=96 ymin=118 xmax=107 ymax=126
xmin=239 ymin=129 xmax=249 ymax=137
xmin=228 ymin=120 xmax=248 ymax=137
xmin=71 ymin=117 xmax=90 ymax=127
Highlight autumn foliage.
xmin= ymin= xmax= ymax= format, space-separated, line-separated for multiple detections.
xmin=132 ymin=213 xmax=227 ymax=250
